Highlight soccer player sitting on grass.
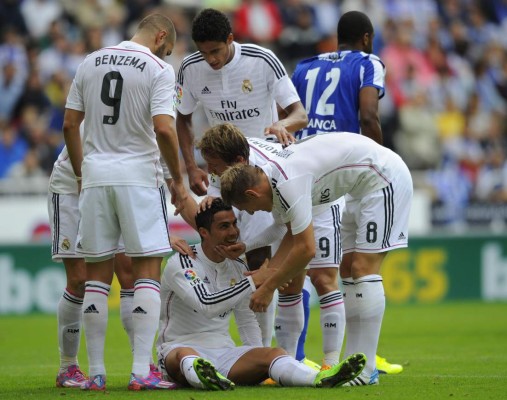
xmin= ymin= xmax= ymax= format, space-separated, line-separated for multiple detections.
xmin=156 ymin=198 xmax=366 ymax=389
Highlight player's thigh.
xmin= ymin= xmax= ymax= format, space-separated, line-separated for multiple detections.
xmin=114 ymin=186 xmax=172 ymax=258
xmin=78 ymin=187 xmax=121 ymax=259
xmin=228 ymin=347 xmax=286 ymax=385
xmin=184 ymin=345 xmax=257 ymax=382
xmin=48 ymin=192 xmax=81 ymax=260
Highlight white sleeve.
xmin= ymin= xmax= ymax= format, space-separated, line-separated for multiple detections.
xmin=174 ymin=63 xmax=198 ymax=115
xmin=165 ymin=257 xmax=256 ymax=319
xmin=65 ymin=64 xmax=84 ymax=111
xmin=273 ymin=75 xmax=301 ymax=110
xmin=275 ymin=174 xmax=313 ymax=235
xmin=245 ymin=221 xmax=287 ymax=252
xmin=151 ymin=65 xmax=176 ymax=118
xmin=234 ymin=297 xmax=263 ymax=347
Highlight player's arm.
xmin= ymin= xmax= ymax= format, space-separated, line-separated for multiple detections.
xmin=359 ymin=86 xmax=383 ymax=145
xmin=265 ymin=101 xmax=307 ymax=145
xmin=154 ymin=114 xmax=188 ymax=214
xmin=249 ymin=223 xmax=315 ymax=312
xmin=234 ymin=296 xmax=263 ymax=346
xmin=62 ymin=108 xmax=85 ymax=184
xmin=176 ymin=110 xmax=208 ymax=195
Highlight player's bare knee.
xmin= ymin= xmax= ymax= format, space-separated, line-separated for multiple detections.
xmin=308 ymin=269 xmax=338 ymax=295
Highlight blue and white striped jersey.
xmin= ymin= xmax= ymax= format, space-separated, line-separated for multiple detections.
xmin=291 ymin=50 xmax=385 ymax=139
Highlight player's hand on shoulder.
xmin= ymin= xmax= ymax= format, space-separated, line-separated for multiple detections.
xmin=214 ymin=242 xmax=246 ymax=260
xmin=170 ymin=235 xmax=195 ymax=258
xmin=187 ymin=166 xmax=209 ymax=196
xmin=264 ymin=122 xmax=295 ymax=147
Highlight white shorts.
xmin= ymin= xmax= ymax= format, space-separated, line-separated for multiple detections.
xmin=157 ymin=343 xmax=255 ymax=380
xmin=341 ymin=166 xmax=413 ymax=254
xmin=48 ymin=192 xmax=80 ymax=260
xmin=77 ymin=186 xmax=171 ymax=261
xmin=310 ymin=201 xmax=343 ymax=268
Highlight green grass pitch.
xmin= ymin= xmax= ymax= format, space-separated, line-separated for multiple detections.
xmin=0 ymin=301 xmax=506 ymax=399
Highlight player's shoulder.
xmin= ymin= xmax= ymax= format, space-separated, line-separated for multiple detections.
xmin=239 ymin=43 xmax=285 ymax=73
xmin=179 ymin=51 xmax=206 ymax=73
xmin=240 ymin=43 xmax=275 ymax=56
xmin=294 ymin=52 xmax=337 ymax=71
xmin=165 ymin=245 xmax=198 ymax=272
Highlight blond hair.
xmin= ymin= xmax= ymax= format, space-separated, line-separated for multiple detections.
xmin=220 ymin=164 xmax=262 ymax=206
xmin=196 ymin=123 xmax=250 ymax=164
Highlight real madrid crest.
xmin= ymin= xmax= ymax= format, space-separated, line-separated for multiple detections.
xmin=61 ymin=238 xmax=71 ymax=251
xmin=230 ymin=278 xmax=236 ymax=286
xmin=241 ymin=79 xmax=253 ymax=93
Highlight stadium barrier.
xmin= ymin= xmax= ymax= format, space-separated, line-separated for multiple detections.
xmin=0 ymin=234 xmax=506 ymax=314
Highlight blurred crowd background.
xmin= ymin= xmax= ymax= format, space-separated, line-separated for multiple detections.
xmin=1 ymin=0 xmax=507 ymax=231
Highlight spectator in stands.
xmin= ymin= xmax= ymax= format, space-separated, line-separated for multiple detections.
xmin=233 ymin=0 xmax=283 ymax=47
xmin=0 ymin=121 xmax=28 ymax=178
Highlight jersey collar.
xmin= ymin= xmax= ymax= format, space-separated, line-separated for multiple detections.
xmin=223 ymin=41 xmax=241 ymax=70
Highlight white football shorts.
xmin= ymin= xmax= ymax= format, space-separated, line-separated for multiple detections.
xmin=341 ymin=166 xmax=413 ymax=254
xmin=48 ymin=192 xmax=80 ymax=260
xmin=77 ymin=185 xmax=171 ymax=261
xmin=158 ymin=343 xmax=256 ymax=381
xmin=309 ymin=200 xmax=343 ymax=268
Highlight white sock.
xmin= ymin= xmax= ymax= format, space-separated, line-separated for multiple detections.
xmin=255 ymin=291 xmax=276 ymax=347
xmin=121 ymin=288 xmax=156 ymax=366
xmin=354 ymin=274 xmax=385 ymax=375
xmin=180 ymin=356 xmax=205 ymax=389
xmin=83 ymin=281 xmax=110 ymax=377
xmin=275 ymin=293 xmax=304 ymax=357
xmin=120 ymin=288 xmax=135 ymax=352
xmin=131 ymin=279 xmax=160 ymax=377
xmin=342 ymin=278 xmax=359 ymax=358
xmin=57 ymin=289 xmax=83 ymax=371
xmin=269 ymin=355 xmax=317 ymax=386
xmin=319 ymin=290 xmax=345 ymax=365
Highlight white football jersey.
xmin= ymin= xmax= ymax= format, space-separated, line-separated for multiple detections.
xmin=65 ymin=41 xmax=176 ymax=188
xmin=248 ymin=133 xmax=410 ymax=235
xmin=175 ymin=41 xmax=301 ymax=137
xmin=156 ymin=244 xmax=261 ymax=349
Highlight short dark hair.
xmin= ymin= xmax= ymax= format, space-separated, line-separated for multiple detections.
xmin=337 ymin=11 xmax=373 ymax=44
xmin=192 ymin=8 xmax=231 ymax=43
xmin=195 ymin=198 xmax=233 ymax=233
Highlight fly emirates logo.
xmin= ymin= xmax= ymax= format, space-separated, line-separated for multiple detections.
xmin=209 ymin=100 xmax=260 ymax=122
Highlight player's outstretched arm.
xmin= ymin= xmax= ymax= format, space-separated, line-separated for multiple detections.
xmin=176 ymin=111 xmax=208 ymax=195
xmin=264 ymin=101 xmax=307 ymax=145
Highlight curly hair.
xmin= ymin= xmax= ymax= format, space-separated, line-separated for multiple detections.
xmin=196 ymin=123 xmax=250 ymax=165
xmin=192 ymin=8 xmax=232 ymax=43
